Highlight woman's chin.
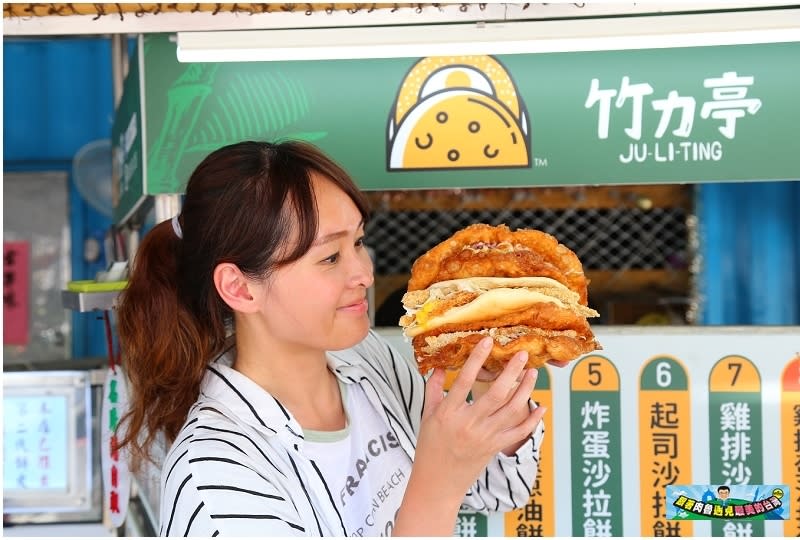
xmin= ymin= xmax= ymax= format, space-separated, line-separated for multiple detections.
xmin=329 ymin=319 xmax=371 ymax=351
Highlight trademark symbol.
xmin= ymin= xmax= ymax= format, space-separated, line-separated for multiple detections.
xmin=534 ymin=157 xmax=549 ymax=167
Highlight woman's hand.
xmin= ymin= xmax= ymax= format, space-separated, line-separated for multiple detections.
xmin=472 ymin=355 xmax=567 ymax=454
xmin=393 ymin=337 xmax=546 ymax=536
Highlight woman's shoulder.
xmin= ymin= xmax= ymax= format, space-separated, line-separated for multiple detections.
xmin=162 ymin=403 xmax=287 ymax=490
xmin=165 ymin=402 xmax=267 ymax=464
xmin=164 ymin=405 xmax=238 ymax=462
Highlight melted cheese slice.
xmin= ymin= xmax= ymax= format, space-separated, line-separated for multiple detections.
xmin=404 ymin=286 xmax=567 ymax=338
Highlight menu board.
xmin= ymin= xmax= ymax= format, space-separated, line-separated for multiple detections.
xmin=376 ymin=326 xmax=798 ymax=537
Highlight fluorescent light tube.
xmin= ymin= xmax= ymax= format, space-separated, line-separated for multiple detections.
xmin=176 ymin=10 xmax=800 ymax=63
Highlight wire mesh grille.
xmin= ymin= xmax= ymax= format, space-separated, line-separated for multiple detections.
xmin=365 ymin=207 xmax=689 ymax=275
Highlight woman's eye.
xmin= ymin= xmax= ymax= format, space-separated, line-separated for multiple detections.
xmin=355 ymin=236 xmax=366 ymax=248
xmin=322 ymin=252 xmax=339 ymax=264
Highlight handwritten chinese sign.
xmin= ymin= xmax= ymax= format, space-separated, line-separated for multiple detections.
xmin=3 ymin=395 xmax=68 ymax=492
xmin=101 ymin=367 xmax=131 ymax=527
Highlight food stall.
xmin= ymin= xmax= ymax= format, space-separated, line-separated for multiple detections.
xmin=4 ymin=2 xmax=799 ymax=537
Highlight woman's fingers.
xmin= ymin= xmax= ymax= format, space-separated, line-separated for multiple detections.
xmin=422 ymin=368 xmax=446 ymax=420
xmin=417 ymin=346 xmax=550 ymax=472
xmin=484 ymin=367 xmax=541 ymax=443
xmin=435 ymin=341 xmax=548 ymax=458
xmin=447 ymin=336 xmax=493 ymax=403
xmin=505 ymin=403 xmax=547 ymax=445
xmin=492 ymin=367 xmax=539 ymax=422
xmin=475 ymin=366 xmax=500 ymax=383
xmin=472 ymin=351 xmax=529 ymax=413
xmin=513 ymin=366 xmax=539 ymax=403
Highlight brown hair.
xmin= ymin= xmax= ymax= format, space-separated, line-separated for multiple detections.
xmin=116 ymin=140 xmax=370 ymax=469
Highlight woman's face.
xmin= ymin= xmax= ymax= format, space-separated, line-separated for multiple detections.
xmin=257 ymin=173 xmax=374 ymax=352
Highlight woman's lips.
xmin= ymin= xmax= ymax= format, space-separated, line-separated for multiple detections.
xmin=340 ymin=298 xmax=368 ymax=314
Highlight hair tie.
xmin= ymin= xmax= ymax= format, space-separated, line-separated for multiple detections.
xmin=171 ymin=215 xmax=183 ymax=239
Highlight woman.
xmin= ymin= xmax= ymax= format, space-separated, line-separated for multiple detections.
xmin=117 ymin=140 xmax=549 ymax=537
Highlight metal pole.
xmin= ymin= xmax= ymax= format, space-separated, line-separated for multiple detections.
xmin=111 ymin=34 xmax=125 ymax=106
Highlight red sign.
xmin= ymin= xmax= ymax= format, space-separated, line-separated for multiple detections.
xmin=4 ymin=241 xmax=30 ymax=345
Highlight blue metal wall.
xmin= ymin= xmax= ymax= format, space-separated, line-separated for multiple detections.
xmin=4 ymin=37 xmax=115 ymax=358
xmin=4 ymin=38 xmax=798 ymax=340
xmin=697 ymin=181 xmax=800 ymax=324
xmin=4 ymin=38 xmax=113 ymax=163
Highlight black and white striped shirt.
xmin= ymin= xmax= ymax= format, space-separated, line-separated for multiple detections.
xmin=158 ymin=329 xmax=544 ymax=536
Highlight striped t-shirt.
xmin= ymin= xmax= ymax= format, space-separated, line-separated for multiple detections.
xmin=158 ymin=329 xmax=545 ymax=536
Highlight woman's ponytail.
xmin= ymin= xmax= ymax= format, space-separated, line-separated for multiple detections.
xmin=116 ymin=219 xmax=218 ymax=471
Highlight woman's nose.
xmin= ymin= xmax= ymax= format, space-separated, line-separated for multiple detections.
xmin=351 ymin=249 xmax=375 ymax=289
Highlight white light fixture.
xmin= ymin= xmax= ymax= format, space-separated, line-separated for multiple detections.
xmin=176 ymin=9 xmax=800 ymax=63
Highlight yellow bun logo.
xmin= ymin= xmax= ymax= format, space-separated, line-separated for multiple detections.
xmin=387 ymin=55 xmax=530 ymax=170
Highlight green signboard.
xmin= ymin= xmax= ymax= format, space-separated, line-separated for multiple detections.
xmin=111 ymin=41 xmax=145 ymax=225
xmin=454 ymin=510 xmax=488 ymax=537
xmin=113 ymin=33 xmax=800 ymax=224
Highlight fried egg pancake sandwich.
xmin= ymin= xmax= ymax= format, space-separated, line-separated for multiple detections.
xmin=399 ymin=224 xmax=601 ymax=373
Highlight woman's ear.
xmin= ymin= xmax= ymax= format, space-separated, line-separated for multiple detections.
xmin=213 ymin=263 xmax=259 ymax=313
